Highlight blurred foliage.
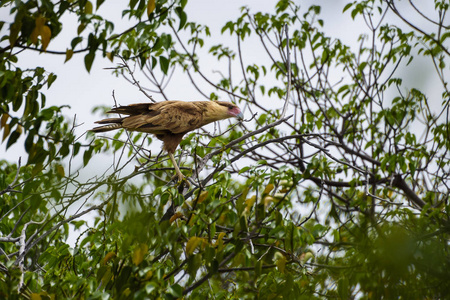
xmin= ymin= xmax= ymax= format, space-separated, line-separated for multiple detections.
xmin=1 ymin=0 xmax=450 ymax=299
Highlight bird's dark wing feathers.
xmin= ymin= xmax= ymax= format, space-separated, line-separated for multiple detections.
xmin=119 ymin=101 xmax=204 ymax=134
xmin=108 ymin=103 xmax=159 ymax=116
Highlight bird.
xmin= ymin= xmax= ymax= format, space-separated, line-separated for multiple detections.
xmin=90 ymin=100 xmax=243 ymax=183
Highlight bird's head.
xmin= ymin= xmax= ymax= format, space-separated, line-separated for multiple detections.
xmin=217 ymin=101 xmax=244 ymax=120
xmin=201 ymin=101 xmax=244 ymax=125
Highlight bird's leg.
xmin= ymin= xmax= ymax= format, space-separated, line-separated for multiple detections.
xmin=169 ymin=152 xmax=185 ymax=183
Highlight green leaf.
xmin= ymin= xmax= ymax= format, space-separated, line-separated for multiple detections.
xmin=71 ymin=37 xmax=83 ymax=49
xmin=338 ymin=277 xmax=350 ymax=299
xmin=255 ymin=260 xmax=262 ymax=278
xmin=47 ymin=73 xmax=57 ymax=88
xmin=145 ymin=282 xmax=157 ymax=294
xmin=6 ymin=130 xmax=21 ymax=149
xmin=159 ymin=56 xmax=169 ymax=74
xmin=83 ymin=147 xmax=93 ymax=166
xmin=24 ymin=132 xmax=34 ymax=153
xmin=96 ymin=0 xmax=106 ymax=9
xmin=84 ymin=52 xmax=95 ymax=72
xmin=238 ymin=166 xmax=250 ymax=174
xmin=187 ymin=254 xmax=202 ymax=277
xmin=175 ymin=7 xmax=187 ymax=31
xmin=130 ymin=0 xmax=139 ymax=10
xmin=65 ymin=49 xmax=73 ymax=63
xmin=343 ymin=3 xmax=353 ymax=12
xmin=168 ymin=284 xmax=183 ymax=298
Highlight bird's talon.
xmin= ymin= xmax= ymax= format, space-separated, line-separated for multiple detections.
xmin=171 ymin=174 xmax=190 ymax=187
xmin=171 ymin=174 xmax=183 ymax=182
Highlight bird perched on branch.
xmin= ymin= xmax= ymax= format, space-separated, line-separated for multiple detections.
xmin=90 ymin=100 xmax=243 ymax=183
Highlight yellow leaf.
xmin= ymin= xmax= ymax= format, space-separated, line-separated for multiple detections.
xmin=85 ymin=1 xmax=93 ymax=14
xmin=100 ymin=266 xmax=113 ymax=286
xmin=264 ymin=196 xmax=275 ymax=208
xmin=106 ymin=52 xmax=114 ymax=62
xmin=2 ymin=124 xmax=10 ymax=142
xmin=56 ymin=164 xmax=65 ymax=177
xmin=188 ymin=213 xmax=196 ymax=226
xmin=215 ymin=232 xmax=226 ymax=251
xmin=30 ymin=27 xmax=39 ymax=45
xmin=30 ymin=294 xmax=42 ymax=300
xmin=132 ymin=244 xmax=148 ymax=266
xmin=182 ymin=200 xmax=192 ymax=209
xmin=147 ymin=0 xmax=156 ymax=16
xmin=214 ymin=232 xmax=226 ymax=246
xmin=31 ymin=16 xmax=51 ymax=50
xmin=0 ymin=113 xmax=8 ymax=129
xmin=280 ymin=180 xmax=292 ymax=186
xmin=144 ymin=270 xmax=153 ymax=280
xmin=102 ymin=252 xmax=116 ymax=265
xmin=300 ymin=252 xmax=314 ymax=263
xmin=263 ymin=183 xmax=274 ymax=195
xmin=244 ymin=195 xmax=256 ymax=214
xmin=31 ymin=16 xmax=45 ymax=45
xmin=279 ymin=180 xmax=293 ymax=193
xmin=299 ymin=279 xmax=309 ymax=287
xmin=36 ymin=16 xmax=46 ymax=28
xmin=169 ymin=212 xmax=184 ymax=223
xmin=186 ymin=237 xmax=203 ymax=256
xmin=65 ymin=49 xmax=73 ymax=63
xmin=123 ymin=288 xmax=131 ymax=297
xmin=41 ymin=25 xmax=51 ymax=51
xmin=276 ymin=253 xmax=286 ymax=273
xmin=219 ymin=213 xmax=226 ymax=223
xmin=197 ymin=190 xmax=208 ymax=204
xmin=279 ymin=187 xmax=290 ymax=193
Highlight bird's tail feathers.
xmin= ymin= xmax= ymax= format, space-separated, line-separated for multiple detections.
xmin=94 ymin=117 xmax=123 ymax=124
xmin=89 ymin=122 xmax=122 ymax=133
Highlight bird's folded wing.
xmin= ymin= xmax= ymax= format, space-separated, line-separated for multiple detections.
xmin=121 ymin=101 xmax=204 ymax=134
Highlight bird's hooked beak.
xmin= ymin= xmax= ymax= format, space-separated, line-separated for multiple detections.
xmin=228 ymin=105 xmax=244 ymax=120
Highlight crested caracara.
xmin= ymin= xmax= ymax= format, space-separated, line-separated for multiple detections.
xmin=90 ymin=100 xmax=243 ymax=182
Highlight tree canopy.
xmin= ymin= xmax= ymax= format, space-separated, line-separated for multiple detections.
xmin=1 ymin=0 xmax=450 ymax=298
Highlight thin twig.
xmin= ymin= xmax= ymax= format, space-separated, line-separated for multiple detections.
xmin=120 ymin=57 xmax=156 ymax=102
xmin=281 ymin=24 xmax=291 ymax=119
